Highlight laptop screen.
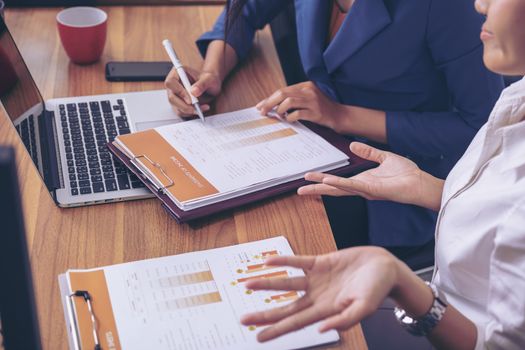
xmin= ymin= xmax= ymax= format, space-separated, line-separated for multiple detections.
xmin=0 ymin=15 xmax=48 ymax=183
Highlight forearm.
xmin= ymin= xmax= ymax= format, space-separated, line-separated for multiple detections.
xmin=332 ymin=104 xmax=387 ymax=143
xmin=391 ymin=261 xmax=477 ymax=350
xmin=417 ymin=171 xmax=445 ymax=211
xmin=428 ymin=305 xmax=477 ymax=350
xmin=201 ymin=40 xmax=239 ymax=83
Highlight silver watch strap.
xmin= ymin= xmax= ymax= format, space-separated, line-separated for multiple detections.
xmin=394 ymin=282 xmax=448 ymax=336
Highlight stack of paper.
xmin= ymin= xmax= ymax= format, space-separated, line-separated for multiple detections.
xmin=113 ymin=107 xmax=349 ymax=211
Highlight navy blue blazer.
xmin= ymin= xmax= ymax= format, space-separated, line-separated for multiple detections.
xmin=197 ymin=0 xmax=504 ymax=247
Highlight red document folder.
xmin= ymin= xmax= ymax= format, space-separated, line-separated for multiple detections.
xmin=108 ymin=121 xmax=374 ymax=223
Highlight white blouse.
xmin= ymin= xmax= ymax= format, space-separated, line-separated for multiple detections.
xmin=434 ymin=77 xmax=525 ymax=349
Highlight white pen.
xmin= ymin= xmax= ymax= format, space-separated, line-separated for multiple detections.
xmin=162 ymin=39 xmax=205 ymax=123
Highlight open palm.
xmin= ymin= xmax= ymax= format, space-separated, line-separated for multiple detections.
xmin=298 ymin=142 xmax=424 ymax=205
xmin=240 ymin=248 xmax=398 ymax=342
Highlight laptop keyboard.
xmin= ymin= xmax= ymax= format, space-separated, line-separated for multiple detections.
xmin=15 ymin=115 xmax=40 ymax=170
xmin=59 ymin=99 xmax=146 ymax=196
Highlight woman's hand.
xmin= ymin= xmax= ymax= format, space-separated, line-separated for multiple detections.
xmin=165 ymin=67 xmax=222 ymax=117
xmin=256 ymin=82 xmax=388 ymax=142
xmin=298 ymin=142 xmax=444 ymax=211
xmin=256 ymin=81 xmax=346 ymax=131
xmin=240 ymin=247 xmax=405 ymax=342
xmin=241 ymin=249 xmax=476 ymax=349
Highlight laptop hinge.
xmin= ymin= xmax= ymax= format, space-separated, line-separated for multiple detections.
xmin=39 ymin=109 xmax=62 ymax=191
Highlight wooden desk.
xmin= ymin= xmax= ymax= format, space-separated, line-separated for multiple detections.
xmin=0 ymin=6 xmax=367 ymax=350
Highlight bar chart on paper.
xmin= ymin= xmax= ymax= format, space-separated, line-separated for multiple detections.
xmin=119 ymin=260 xmax=222 ymax=324
xmin=87 ymin=237 xmax=339 ymax=350
xmin=223 ymin=246 xmax=306 ymax=334
xmin=153 ymin=107 xmax=349 ymax=188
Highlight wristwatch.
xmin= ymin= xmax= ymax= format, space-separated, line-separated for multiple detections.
xmin=394 ymin=282 xmax=448 ymax=336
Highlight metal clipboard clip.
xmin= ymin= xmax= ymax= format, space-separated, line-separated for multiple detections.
xmin=130 ymin=154 xmax=174 ymax=195
xmin=65 ymin=290 xmax=102 ymax=350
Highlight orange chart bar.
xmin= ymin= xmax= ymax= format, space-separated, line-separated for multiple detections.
xmin=221 ymin=118 xmax=279 ymax=133
xmin=221 ymin=128 xmax=298 ymax=151
xmin=262 ymin=250 xmax=278 ymax=257
xmin=245 ymin=263 xmax=274 ymax=273
xmin=237 ymin=270 xmax=288 ymax=283
xmin=158 ymin=270 xmax=214 ymax=288
xmin=272 ymin=291 xmax=299 ymax=303
xmin=163 ymin=292 xmax=222 ymax=310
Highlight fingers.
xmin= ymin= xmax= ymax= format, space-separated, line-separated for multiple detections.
xmin=349 ymin=142 xmax=387 ymax=164
xmin=257 ymin=85 xmax=303 ymax=116
xmin=165 ymin=67 xmax=192 ymax=104
xmin=241 ymin=295 xmax=312 ymax=327
xmin=257 ymin=91 xmax=287 ymax=116
xmin=167 ymin=89 xmax=196 ymax=117
xmin=304 ymin=172 xmax=327 ymax=183
xmin=297 ymin=183 xmax=349 ymax=197
xmin=275 ymin=97 xmax=308 ymax=116
xmin=165 ymin=68 xmax=213 ymax=116
xmin=256 ymin=304 xmax=327 ymax=342
xmin=245 ymin=276 xmax=308 ymax=292
xmin=321 ymin=176 xmax=372 ymax=196
xmin=298 ymin=172 xmax=358 ymax=196
xmin=190 ymin=72 xmax=218 ymax=98
xmin=263 ymin=255 xmax=316 ymax=270
xmin=319 ymin=300 xmax=372 ymax=333
xmin=304 ymin=172 xmax=340 ymax=183
xmin=284 ymin=109 xmax=309 ymax=123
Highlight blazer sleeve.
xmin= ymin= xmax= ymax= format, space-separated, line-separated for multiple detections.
xmin=385 ymin=0 xmax=504 ymax=160
xmin=196 ymin=0 xmax=292 ymax=62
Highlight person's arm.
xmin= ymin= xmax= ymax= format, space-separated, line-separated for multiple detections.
xmin=329 ymin=105 xmax=387 ymax=143
xmin=298 ymin=142 xmax=445 ymax=211
xmin=196 ymin=0 xmax=292 ymax=64
xmin=392 ymin=260 xmax=477 ymax=349
xmin=240 ymin=248 xmax=478 ymax=349
xmin=256 ymin=0 xmax=503 ymax=150
xmin=194 ymin=40 xmax=238 ymax=94
xmin=165 ymin=0 xmax=291 ymax=116
xmin=395 ymin=200 xmax=525 ymax=349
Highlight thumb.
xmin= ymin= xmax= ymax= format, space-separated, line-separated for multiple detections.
xmin=191 ymin=75 xmax=215 ymax=97
xmin=349 ymin=142 xmax=387 ymax=164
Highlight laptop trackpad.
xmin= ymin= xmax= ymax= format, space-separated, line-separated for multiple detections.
xmin=135 ymin=119 xmax=179 ymax=132
xmin=124 ymin=90 xmax=183 ymax=129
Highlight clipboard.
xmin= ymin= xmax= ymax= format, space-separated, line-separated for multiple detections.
xmin=58 ymin=237 xmax=342 ymax=350
xmin=59 ymin=270 xmax=120 ymax=350
xmin=107 ymin=121 xmax=375 ymax=223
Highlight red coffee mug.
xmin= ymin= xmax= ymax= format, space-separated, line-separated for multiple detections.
xmin=56 ymin=7 xmax=107 ymax=65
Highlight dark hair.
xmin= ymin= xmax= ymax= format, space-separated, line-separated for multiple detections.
xmin=225 ymin=0 xmax=248 ymax=39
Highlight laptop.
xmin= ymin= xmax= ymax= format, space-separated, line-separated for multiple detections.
xmin=0 ymin=146 xmax=42 ymax=350
xmin=0 ymin=15 xmax=183 ymax=207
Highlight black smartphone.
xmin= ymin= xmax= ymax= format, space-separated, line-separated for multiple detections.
xmin=105 ymin=61 xmax=173 ymax=82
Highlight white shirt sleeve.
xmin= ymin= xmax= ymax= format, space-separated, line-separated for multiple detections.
xmin=475 ymin=198 xmax=525 ymax=349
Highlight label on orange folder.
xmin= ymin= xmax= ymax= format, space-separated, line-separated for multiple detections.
xmin=69 ymin=270 xmax=121 ymax=350
xmin=118 ymin=129 xmax=219 ymax=202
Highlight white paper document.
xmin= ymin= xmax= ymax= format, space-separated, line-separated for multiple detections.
xmin=59 ymin=237 xmax=340 ymax=350
xmin=115 ymin=107 xmax=349 ymax=210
